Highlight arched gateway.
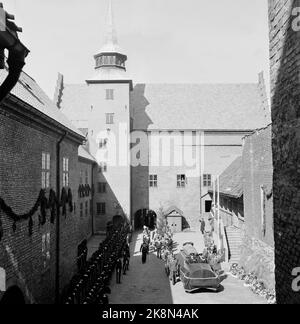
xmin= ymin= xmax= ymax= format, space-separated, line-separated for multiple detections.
xmin=134 ymin=209 xmax=157 ymax=230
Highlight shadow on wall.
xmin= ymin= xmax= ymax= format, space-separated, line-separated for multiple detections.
xmin=93 ymin=171 xmax=129 ymax=233
xmin=130 ymin=84 xmax=154 ymax=229
xmin=270 ymin=0 xmax=300 ymax=304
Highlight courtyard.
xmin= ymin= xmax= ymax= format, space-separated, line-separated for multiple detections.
xmin=109 ymin=231 xmax=267 ymax=305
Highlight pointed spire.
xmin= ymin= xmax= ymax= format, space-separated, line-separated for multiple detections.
xmin=105 ymin=0 xmax=118 ymax=46
xmin=98 ymin=0 xmax=124 ymax=54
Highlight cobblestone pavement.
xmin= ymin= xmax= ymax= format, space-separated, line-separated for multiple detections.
xmin=109 ymin=231 xmax=267 ymax=304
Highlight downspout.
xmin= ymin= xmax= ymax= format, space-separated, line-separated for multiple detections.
xmin=55 ymin=131 xmax=67 ymax=304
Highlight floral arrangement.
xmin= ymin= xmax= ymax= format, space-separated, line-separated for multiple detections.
xmin=230 ymin=263 xmax=276 ymax=304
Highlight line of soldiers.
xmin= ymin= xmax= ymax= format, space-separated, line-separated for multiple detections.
xmin=64 ymin=224 xmax=130 ymax=304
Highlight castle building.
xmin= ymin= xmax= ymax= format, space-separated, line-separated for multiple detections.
xmin=55 ymin=0 xmax=271 ymax=232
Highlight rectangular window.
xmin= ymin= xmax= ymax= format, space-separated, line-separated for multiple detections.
xmin=42 ymin=153 xmax=51 ymax=189
xmin=106 ymin=113 xmax=114 ymax=124
xmin=85 ymin=170 xmax=88 ymax=184
xmin=42 ymin=232 xmax=51 ymax=269
xmin=203 ymin=174 xmax=212 ymax=187
xmin=63 ymin=157 xmax=69 ymax=187
xmin=98 ymin=163 xmax=108 ymax=173
xmin=80 ymin=203 xmax=83 ymax=218
xmin=99 ymin=138 xmax=108 ymax=149
xmin=105 ymin=89 xmax=114 ymax=100
xmin=79 ymin=170 xmax=83 ymax=185
xmin=97 ymin=203 xmax=106 ymax=215
xmin=85 ymin=201 xmax=88 ymax=217
xmin=177 ymin=175 xmax=186 ymax=188
xmin=149 ymin=175 xmax=158 ymax=188
xmin=98 ymin=182 xmax=107 ymax=193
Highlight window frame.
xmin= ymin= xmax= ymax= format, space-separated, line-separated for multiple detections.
xmin=105 ymin=89 xmax=114 ymax=101
xmin=149 ymin=175 xmax=158 ymax=188
xmin=97 ymin=203 xmax=106 ymax=215
xmin=105 ymin=113 xmax=115 ymax=124
xmin=177 ymin=174 xmax=186 ymax=188
xmin=63 ymin=157 xmax=69 ymax=187
xmin=42 ymin=152 xmax=51 ymax=189
xmin=203 ymin=174 xmax=212 ymax=187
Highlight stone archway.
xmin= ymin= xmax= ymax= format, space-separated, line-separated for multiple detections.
xmin=134 ymin=209 xmax=157 ymax=230
xmin=0 ymin=286 xmax=25 ymax=304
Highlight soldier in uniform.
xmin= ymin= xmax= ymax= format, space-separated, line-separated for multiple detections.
xmin=116 ymin=257 xmax=122 ymax=284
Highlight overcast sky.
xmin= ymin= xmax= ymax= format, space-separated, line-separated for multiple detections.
xmin=3 ymin=0 xmax=270 ymax=98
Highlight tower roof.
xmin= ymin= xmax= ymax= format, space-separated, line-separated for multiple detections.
xmin=98 ymin=0 xmax=125 ymax=55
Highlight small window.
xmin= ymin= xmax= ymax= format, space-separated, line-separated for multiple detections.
xmin=42 ymin=152 xmax=51 ymax=189
xmin=99 ymin=138 xmax=108 ymax=149
xmin=203 ymin=174 xmax=212 ymax=187
xmin=105 ymin=89 xmax=114 ymax=100
xmin=79 ymin=170 xmax=83 ymax=185
xmin=63 ymin=157 xmax=69 ymax=187
xmin=85 ymin=201 xmax=88 ymax=217
xmin=149 ymin=175 xmax=158 ymax=188
xmin=97 ymin=203 xmax=106 ymax=215
xmin=80 ymin=203 xmax=83 ymax=218
xmin=177 ymin=175 xmax=186 ymax=188
xmin=99 ymin=163 xmax=108 ymax=173
xmin=98 ymin=182 xmax=107 ymax=193
xmin=106 ymin=113 xmax=114 ymax=124
xmin=85 ymin=170 xmax=88 ymax=184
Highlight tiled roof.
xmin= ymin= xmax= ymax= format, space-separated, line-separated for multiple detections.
xmin=217 ymin=156 xmax=243 ymax=198
xmin=58 ymin=82 xmax=270 ymax=132
xmin=78 ymin=146 xmax=97 ymax=163
xmin=0 ymin=69 xmax=84 ymax=138
xmin=131 ymin=83 xmax=270 ymax=130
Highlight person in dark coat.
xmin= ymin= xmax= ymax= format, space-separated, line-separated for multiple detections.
xmin=116 ymin=258 xmax=122 ymax=284
xmin=140 ymin=242 xmax=149 ymax=264
xmin=122 ymin=250 xmax=129 ymax=274
xmin=200 ymin=218 xmax=206 ymax=235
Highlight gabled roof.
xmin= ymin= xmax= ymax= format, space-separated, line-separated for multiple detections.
xmin=57 ymin=82 xmax=270 ymax=132
xmin=78 ymin=146 xmax=97 ymax=164
xmin=0 ymin=69 xmax=84 ymax=139
xmin=131 ymin=83 xmax=270 ymax=130
xmin=213 ymin=156 xmax=243 ymax=198
xmin=164 ymin=206 xmax=184 ymax=217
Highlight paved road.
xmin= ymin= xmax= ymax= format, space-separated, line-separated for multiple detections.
xmin=109 ymin=231 xmax=267 ymax=304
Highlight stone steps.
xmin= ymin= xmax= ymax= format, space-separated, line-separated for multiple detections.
xmin=225 ymin=226 xmax=243 ymax=264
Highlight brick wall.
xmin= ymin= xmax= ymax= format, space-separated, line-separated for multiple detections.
xmin=243 ymin=126 xmax=274 ymax=247
xmin=269 ymin=0 xmax=300 ymax=303
xmin=0 ymin=103 xmax=85 ymax=304
xmin=240 ymin=125 xmax=275 ymax=290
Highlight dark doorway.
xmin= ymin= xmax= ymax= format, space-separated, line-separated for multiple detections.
xmin=205 ymin=201 xmax=212 ymax=213
xmin=134 ymin=209 xmax=157 ymax=230
xmin=0 ymin=286 xmax=25 ymax=304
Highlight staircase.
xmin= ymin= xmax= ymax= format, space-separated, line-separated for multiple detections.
xmin=225 ymin=226 xmax=243 ymax=264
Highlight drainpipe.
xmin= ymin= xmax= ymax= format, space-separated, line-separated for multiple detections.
xmin=0 ymin=7 xmax=29 ymax=103
xmin=55 ymin=132 xmax=67 ymax=304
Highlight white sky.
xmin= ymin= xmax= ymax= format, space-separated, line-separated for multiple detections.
xmin=3 ymin=0 xmax=270 ymax=98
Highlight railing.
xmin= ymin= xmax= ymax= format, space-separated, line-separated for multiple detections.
xmin=210 ymin=211 xmax=229 ymax=264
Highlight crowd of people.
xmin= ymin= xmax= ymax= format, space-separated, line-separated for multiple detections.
xmin=139 ymin=225 xmax=180 ymax=285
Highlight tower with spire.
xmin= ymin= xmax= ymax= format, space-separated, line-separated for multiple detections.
xmin=85 ymin=0 xmax=132 ymax=228
xmin=87 ymin=0 xmax=131 ymax=83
